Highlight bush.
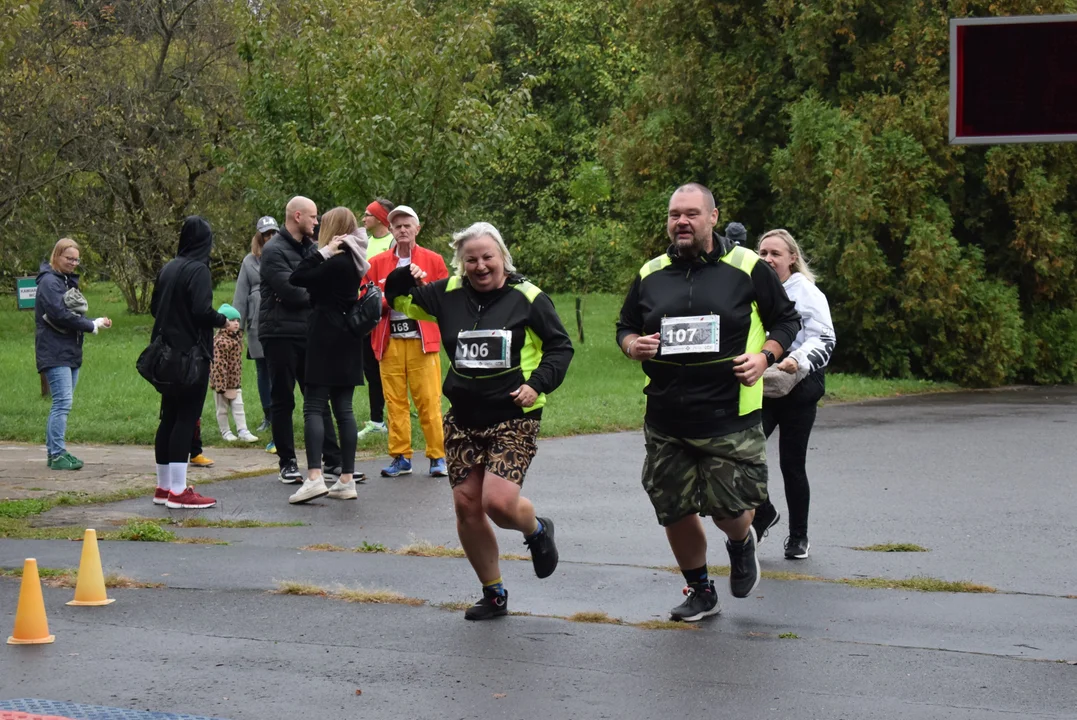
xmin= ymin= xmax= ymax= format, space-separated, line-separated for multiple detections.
xmin=1020 ymin=308 xmax=1077 ymax=384
xmin=514 ymin=219 xmax=640 ymax=295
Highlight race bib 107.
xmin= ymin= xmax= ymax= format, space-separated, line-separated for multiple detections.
xmin=660 ymin=314 xmax=720 ymax=355
xmin=455 ymin=329 xmax=512 ymax=369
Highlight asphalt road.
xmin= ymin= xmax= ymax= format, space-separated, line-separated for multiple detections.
xmin=2 ymin=387 xmax=1076 ymax=719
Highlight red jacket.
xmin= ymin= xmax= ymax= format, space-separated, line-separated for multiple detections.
xmin=366 ymin=245 xmax=449 ymax=360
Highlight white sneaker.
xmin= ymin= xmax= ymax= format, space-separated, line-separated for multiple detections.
xmin=221 ymin=430 xmax=239 ymax=442
xmin=288 ymin=477 xmax=329 ymax=505
xmin=237 ymin=430 xmax=259 ymax=443
xmin=357 ymin=420 xmax=388 ymax=439
xmin=326 ymin=479 xmax=357 ymax=500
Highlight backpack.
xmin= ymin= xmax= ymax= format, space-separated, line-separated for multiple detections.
xmin=345 ymin=281 xmax=383 ymax=339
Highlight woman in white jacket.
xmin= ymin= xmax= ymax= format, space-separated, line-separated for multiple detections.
xmin=753 ymin=229 xmax=835 ymax=560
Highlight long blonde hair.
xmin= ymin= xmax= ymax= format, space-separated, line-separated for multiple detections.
xmin=50 ymin=238 xmax=79 ymax=272
xmin=758 ymin=229 xmax=815 ymax=284
xmin=318 ymin=207 xmax=359 ymax=248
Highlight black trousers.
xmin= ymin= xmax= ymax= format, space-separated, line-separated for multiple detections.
xmin=759 ymin=371 xmax=825 ymax=538
xmin=304 ymin=384 xmax=357 ymax=474
xmin=157 ymin=376 xmax=209 ymax=465
xmin=263 ymin=338 xmax=341 ymax=469
xmin=362 ymin=336 xmax=384 ymax=423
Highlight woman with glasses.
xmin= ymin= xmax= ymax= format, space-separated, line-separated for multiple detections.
xmin=34 ymin=238 xmax=112 ymax=470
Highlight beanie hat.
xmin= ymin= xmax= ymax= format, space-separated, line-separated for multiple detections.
xmin=725 ymin=222 xmax=747 ymax=247
xmin=217 ymin=303 xmax=241 ymax=321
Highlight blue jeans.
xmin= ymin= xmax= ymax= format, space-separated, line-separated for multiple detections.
xmin=44 ymin=366 xmax=79 ymax=457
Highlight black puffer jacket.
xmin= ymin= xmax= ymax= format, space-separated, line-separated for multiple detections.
xmin=258 ymin=227 xmax=315 ymax=341
xmin=150 ymin=216 xmax=226 ymax=359
xmin=35 ymin=262 xmax=95 ymax=372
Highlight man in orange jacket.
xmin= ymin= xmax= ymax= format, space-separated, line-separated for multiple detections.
xmin=366 ymin=205 xmax=449 ymax=477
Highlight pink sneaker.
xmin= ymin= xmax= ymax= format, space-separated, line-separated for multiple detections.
xmin=165 ymin=487 xmax=217 ymax=509
xmin=153 ymin=488 xmax=169 ymax=506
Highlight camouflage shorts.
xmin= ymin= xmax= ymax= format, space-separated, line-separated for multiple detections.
xmin=641 ymin=423 xmax=769 ymax=526
xmin=443 ymin=411 xmax=541 ymax=488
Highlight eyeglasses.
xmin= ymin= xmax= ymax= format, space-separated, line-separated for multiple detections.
xmin=61 ymin=256 xmax=80 ymax=264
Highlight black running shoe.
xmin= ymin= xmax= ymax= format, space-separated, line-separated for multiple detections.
xmin=524 ymin=517 xmax=559 ymax=579
xmin=752 ymin=503 xmax=781 ymax=545
xmin=784 ymin=535 xmax=810 ymax=559
xmin=464 ymin=587 xmax=509 ymax=621
xmin=669 ymin=580 xmax=721 ymax=622
xmin=726 ymin=526 xmax=761 ymax=598
xmin=278 ymin=459 xmax=302 ymax=484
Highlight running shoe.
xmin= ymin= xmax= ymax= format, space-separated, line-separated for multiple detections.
xmin=464 ymin=587 xmax=509 ymax=621
xmin=265 ymin=441 xmax=277 ymax=454
xmin=726 ymin=526 xmax=760 ymax=598
xmin=256 ymin=418 xmax=271 ymax=432
xmin=784 ymin=535 xmax=811 ymax=560
xmin=221 ymin=430 xmax=239 ymax=442
xmin=190 ymin=454 xmax=215 ymax=468
xmin=357 ymin=420 xmax=388 ymax=440
xmin=279 ymin=459 xmax=302 ymax=484
xmin=165 ymin=487 xmax=217 ymax=509
xmin=669 ymin=580 xmax=721 ymax=622
xmin=381 ymin=455 xmax=412 ymax=477
xmin=752 ymin=503 xmax=781 ymax=546
xmin=429 ymin=457 xmax=448 ymax=477
xmin=237 ymin=430 xmax=259 ymax=443
xmin=524 ymin=517 xmax=558 ymax=579
xmin=153 ymin=488 xmax=169 ymax=506
xmin=288 ymin=477 xmax=329 ymax=504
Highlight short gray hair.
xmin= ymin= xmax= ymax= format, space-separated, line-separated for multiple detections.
xmin=450 ymin=222 xmax=516 ymax=276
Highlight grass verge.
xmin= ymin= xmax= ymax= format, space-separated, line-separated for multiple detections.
xmin=851 ymin=543 xmax=930 ymax=552
xmin=303 ymin=538 xmax=529 ymax=562
xmin=0 ymin=285 xmax=959 ymax=446
xmin=0 ymin=567 xmax=164 ymax=589
xmin=660 ymin=565 xmax=997 ymax=594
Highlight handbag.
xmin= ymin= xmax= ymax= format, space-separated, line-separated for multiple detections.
xmin=762 ymin=365 xmax=799 ymax=398
xmin=345 ymin=281 xmax=383 ymax=339
xmin=136 ymin=260 xmax=208 ymax=394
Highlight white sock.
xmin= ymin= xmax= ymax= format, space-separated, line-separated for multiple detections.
xmin=155 ymin=464 xmax=170 ymax=491
xmin=169 ymin=462 xmax=188 ymax=495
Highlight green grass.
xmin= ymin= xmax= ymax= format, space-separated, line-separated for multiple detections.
xmin=0 ymin=283 xmax=957 ymax=446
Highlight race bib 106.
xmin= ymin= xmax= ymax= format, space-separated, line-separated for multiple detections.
xmin=660 ymin=314 xmax=720 ymax=355
xmin=455 ymin=329 xmax=512 ymax=369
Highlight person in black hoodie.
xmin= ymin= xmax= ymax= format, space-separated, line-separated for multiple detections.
xmin=149 ymin=216 xmax=237 ymax=509
xmin=285 ymin=206 xmax=369 ymax=505
xmin=384 ymin=221 xmax=573 ymax=621
xmin=35 ymin=238 xmax=112 ymax=471
xmin=259 ymin=196 xmax=342 ymax=485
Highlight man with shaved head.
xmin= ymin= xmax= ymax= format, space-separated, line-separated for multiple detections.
xmin=260 ymin=196 xmax=343 ymax=485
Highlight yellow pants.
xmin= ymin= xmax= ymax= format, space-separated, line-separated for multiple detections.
xmin=380 ymin=337 xmax=445 ymax=460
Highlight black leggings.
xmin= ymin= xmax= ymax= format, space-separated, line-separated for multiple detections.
xmin=304 ymin=384 xmax=357 ymax=474
xmin=156 ymin=376 xmax=209 ymax=465
xmin=362 ymin=337 xmax=385 ymax=424
xmin=759 ymin=372 xmax=825 ymax=538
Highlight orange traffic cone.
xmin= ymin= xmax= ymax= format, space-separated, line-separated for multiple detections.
xmin=67 ymin=528 xmax=115 ymax=606
xmin=7 ymin=558 xmax=55 ymax=644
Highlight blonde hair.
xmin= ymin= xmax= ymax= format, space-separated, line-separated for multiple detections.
xmin=318 ymin=207 xmax=359 ymax=249
xmin=50 ymin=238 xmax=80 ymax=272
xmin=758 ymin=228 xmax=815 ymax=284
xmin=450 ymin=222 xmax=516 ymax=277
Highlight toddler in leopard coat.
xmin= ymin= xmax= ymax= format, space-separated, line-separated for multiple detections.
xmin=210 ymin=303 xmax=258 ymax=442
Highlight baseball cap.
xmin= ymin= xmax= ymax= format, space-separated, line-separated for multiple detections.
xmin=256 ymin=216 xmax=279 ymax=233
xmin=387 ymin=205 xmax=420 ymax=225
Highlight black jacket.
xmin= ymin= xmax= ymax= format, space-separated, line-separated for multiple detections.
xmin=151 ymin=216 xmax=226 ymax=360
xmin=616 ymin=236 xmax=801 ymax=437
xmin=386 ymin=269 xmax=574 ymax=429
xmin=34 ymin=262 xmax=95 ymax=372
xmin=290 ymin=250 xmax=364 ymax=387
xmin=259 ymin=227 xmax=315 ymax=341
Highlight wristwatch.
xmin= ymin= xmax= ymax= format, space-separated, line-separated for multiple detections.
xmin=761 ymin=349 xmax=777 ymax=367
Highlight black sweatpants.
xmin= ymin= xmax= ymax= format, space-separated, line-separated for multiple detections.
xmin=759 ymin=371 xmax=825 ymax=538
xmin=263 ymin=338 xmax=341 ymax=469
xmin=362 ymin=336 xmax=384 ymax=424
xmin=156 ymin=376 xmax=209 ymax=465
xmin=304 ymin=384 xmax=358 ymax=474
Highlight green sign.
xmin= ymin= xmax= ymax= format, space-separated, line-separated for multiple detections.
xmin=16 ymin=276 xmax=36 ymax=310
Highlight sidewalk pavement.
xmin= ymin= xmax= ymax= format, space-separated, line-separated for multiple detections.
xmin=0 ymin=442 xmax=278 ymax=502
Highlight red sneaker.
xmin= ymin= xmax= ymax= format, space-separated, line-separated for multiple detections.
xmin=153 ymin=488 xmax=169 ymax=506
xmin=165 ymin=487 xmax=217 ymax=509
